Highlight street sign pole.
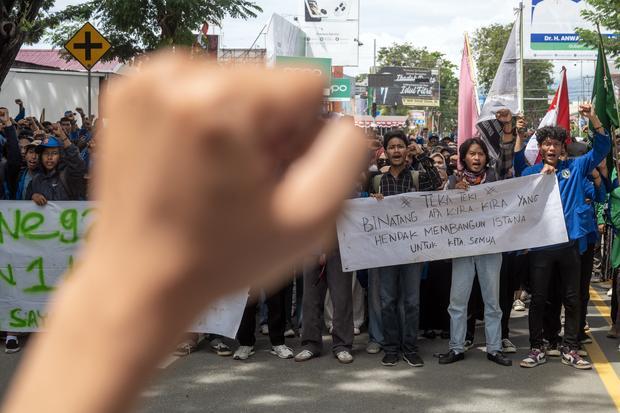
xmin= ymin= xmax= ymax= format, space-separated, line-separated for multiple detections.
xmin=88 ymin=69 xmax=92 ymax=119
xmin=64 ymin=22 xmax=111 ymax=119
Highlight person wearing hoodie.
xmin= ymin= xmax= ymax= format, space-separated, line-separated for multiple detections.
xmin=26 ymin=124 xmax=87 ymax=204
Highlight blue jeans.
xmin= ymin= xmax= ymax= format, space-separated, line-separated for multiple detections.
xmin=379 ymin=263 xmax=422 ymax=355
xmin=367 ymin=268 xmax=383 ymax=345
xmin=449 ymin=253 xmax=503 ymax=354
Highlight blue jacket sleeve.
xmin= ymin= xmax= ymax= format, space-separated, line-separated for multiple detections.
xmin=584 ymin=180 xmax=595 ymax=200
xmin=594 ymin=182 xmax=607 ymax=203
xmin=585 ymin=179 xmax=606 ymax=203
xmin=513 ymin=148 xmax=528 ymax=177
xmin=577 ymin=131 xmax=611 ymax=177
xmin=14 ymin=107 xmax=25 ymax=122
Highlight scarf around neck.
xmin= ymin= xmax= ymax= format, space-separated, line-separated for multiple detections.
xmin=462 ymin=168 xmax=487 ymax=186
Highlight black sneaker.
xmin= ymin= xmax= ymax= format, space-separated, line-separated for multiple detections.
xmin=381 ymin=353 xmax=399 ymax=366
xmin=5 ymin=336 xmax=20 ymax=354
xmin=403 ymin=352 xmax=424 ymax=367
xmin=438 ymin=349 xmax=464 ymax=364
xmin=487 ymin=351 xmax=512 ymax=366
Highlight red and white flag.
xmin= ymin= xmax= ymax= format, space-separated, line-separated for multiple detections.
xmin=524 ymin=67 xmax=570 ymax=165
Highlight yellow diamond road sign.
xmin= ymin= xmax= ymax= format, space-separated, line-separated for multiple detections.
xmin=64 ymin=22 xmax=111 ymax=70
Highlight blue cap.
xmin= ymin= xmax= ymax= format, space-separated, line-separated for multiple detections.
xmin=36 ymin=136 xmax=63 ymax=151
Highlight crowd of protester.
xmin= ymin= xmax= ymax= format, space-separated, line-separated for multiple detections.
xmin=0 ymin=100 xmax=93 ymax=353
xmin=1 ymin=98 xmax=619 ymax=371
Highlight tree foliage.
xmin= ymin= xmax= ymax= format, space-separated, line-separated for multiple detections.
xmin=45 ymin=0 xmax=262 ymax=62
xmin=471 ymin=23 xmax=554 ymax=125
xmin=376 ymin=43 xmax=459 ymax=131
xmin=576 ymin=0 xmax=620 ymax=67
xmin=0 ymin=0 xmax=261 ymax=89
xmin=0 ymin=0 xmax=56 ymax=89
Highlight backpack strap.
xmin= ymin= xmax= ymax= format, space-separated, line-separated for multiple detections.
xmin=410 ymin=170 xmax=420 ymax=192
xmin=372 ymin=174 xmax=383 ymax=194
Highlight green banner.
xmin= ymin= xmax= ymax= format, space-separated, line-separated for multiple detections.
xmin=329 ymin=78 xmax=351 ymax=102
xmin=275 ymin=56 xmax=332 ymax=82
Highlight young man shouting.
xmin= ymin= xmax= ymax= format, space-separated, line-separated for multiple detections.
xmin=515 ymin=104 xmax=610 ymax=370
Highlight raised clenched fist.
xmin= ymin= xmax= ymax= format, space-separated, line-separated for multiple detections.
xmin=90 ymin=51 xmax=367 ymax=300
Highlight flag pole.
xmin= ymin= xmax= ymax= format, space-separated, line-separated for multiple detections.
xmin=518 ymin=1 xmax=525 ymax=114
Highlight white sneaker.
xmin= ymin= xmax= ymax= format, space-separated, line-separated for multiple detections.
xmin=284 ymin=329 xmax=296 ymax=338
xmin=260 ymin=324 xmax=269 ymax=335
xmin=294 ymin=349 xmax=316 ymax=362
xmin=502 ymin=338 xmax=517 ymax=353
xmin=608 ymin=289 xmax=613 ymax=297
xmin=233 ymin=346 xmax=255 ymax=360
xmin=336 ymin=350 xmax=354 ymax=364
xmin=270 ymin=344 xmax=294 ymax=359
xmin=353 ymin=327 xmax=361 ymax=336
xmin=512 ymin=299 xmax=526 ymax=312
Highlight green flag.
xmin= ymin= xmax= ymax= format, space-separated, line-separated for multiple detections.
xmin=591 ymin=36 xmax=619 ymax=133
xmin=591 ymin=30 xmax=619 ymax=174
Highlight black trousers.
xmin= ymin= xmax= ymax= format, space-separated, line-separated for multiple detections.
xmin=529 ymin=245 xmax=581 ymax=350
xmin=284 ymin=270 xmax=303 ymax=331
xmin=543 ymin=268 xmax=562 ymax=345
xmin=579 ymin=243 xmax=596 ymax=339
xmin=499 ymin=253 xmax=528 ymax=339
xmin=300 ymin=250 xmax=353 ymax=355
xmin=420 ymin=260 xmax=451 ymax=332
xmin=237 ymin=287 xmax=286 ymax=347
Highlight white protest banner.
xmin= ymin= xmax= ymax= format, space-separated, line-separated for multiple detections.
xmin=337 ymin=175 xmax=568 ymax=272
xmin=0 ymin=202 xmax=246 ymax=337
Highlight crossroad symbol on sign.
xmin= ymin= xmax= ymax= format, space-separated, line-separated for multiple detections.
xmin=64 ymin=22 xmax=111 ymax=70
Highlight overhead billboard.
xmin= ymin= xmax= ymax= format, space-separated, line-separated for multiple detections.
xmin=266 ymin=13 xmax=306 ymax=63
xmin=523 ymin=0 xmax=617 ymax=60
xmin=300 ymin=0 xmax=360 ymax=67
xmin=372 ymin=67 xmax=440 ymax=107
xmin=275 ymin=55 xmax=332 ymax=96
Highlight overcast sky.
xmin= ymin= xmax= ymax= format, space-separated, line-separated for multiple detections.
xmin=217 ymin=0 xmax=519 ymax=70
xmin=49 ymin=0 xmax=599 ymax=98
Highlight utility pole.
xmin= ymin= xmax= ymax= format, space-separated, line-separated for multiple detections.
xmin=373 ymin=38 xmax=377 ymax=69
